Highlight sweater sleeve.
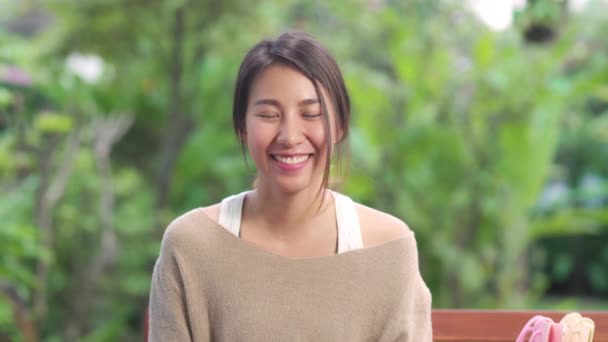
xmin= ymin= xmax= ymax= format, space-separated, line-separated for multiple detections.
xmin=148 ymin=225 xmax=198 ymax=341
xmin=380 ymin=236 xmax=433 ymax=341
xmin=149 ymin=219 xmax=210 ymax=342
xmin=400 ymin=234 xmax=433 ymax=341
xmin=409 ymin=235 xmax=433 ymax=342
xmin=149 ymin=266 xmax=192 ymax=340
xmin=410 ymin=272 xmax=433 ymax=341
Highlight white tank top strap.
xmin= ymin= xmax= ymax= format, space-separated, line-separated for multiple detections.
xmin=217 ymin=191 xmax=249 ymax=237
xmin=332 ymin=191 xmax=364 ymax=254
xmin=217 ymin=190 xmax=364 ymax=253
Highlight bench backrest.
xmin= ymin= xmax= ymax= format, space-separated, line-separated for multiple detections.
xmin=433 ymin=309 xmax=608 ymax=341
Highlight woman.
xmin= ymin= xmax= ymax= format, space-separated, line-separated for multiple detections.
xmin=148 ymin=31 xmax=432 ymax=341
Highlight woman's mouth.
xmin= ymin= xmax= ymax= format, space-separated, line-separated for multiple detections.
xmin=272 ymin=154 xmax=310 ymax=164
xmin=271 ymin=154 xmax=312 ymax=170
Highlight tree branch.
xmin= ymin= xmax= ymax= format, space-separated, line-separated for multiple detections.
xmin=0 ymin=280 xmax=38 ymax=342
xmin=65 ymin=114 xmax=133 ymax=340
xmin=156 ymin=5 xmax=194 ymax=213
xmin=33 ymin=131 xmax=80 ymax=319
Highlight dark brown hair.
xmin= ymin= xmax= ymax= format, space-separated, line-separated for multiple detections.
xmin=233 ymin=31 xmax=350 ymax=197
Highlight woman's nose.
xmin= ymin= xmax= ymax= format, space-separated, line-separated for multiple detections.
xmin=276 ymin=116 xmax=303 ymax=146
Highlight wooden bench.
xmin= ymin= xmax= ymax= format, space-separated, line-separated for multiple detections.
xmin=433 ymin=309 xmax=608 ymax=341
xmin=143 ymin=309 xmax=608 ymax=341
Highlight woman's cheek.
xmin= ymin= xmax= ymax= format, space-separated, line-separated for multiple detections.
xmin=309 ymin=124 xmax=328 ymax=149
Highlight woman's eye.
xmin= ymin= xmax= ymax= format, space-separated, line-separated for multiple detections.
xmin=256 ymin=113 xmax=279 ymax=119
xmin=302 ymin=113 xmax=322 ymax=119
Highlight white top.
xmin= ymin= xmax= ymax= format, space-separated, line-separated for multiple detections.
xmin=217 ymin=190 xmax=364 ymax=253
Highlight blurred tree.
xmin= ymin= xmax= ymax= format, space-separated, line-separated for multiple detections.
xmin=529 ymin=1 xmax=608 ymax=301
xmin=1 ymin=0 xmax=608 ymax=340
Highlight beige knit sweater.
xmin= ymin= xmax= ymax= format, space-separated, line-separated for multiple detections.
xmin=148 ymin=208 xmax=432 ymax=341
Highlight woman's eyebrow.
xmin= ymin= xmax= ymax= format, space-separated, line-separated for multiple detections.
xmin=254 ymin=99 xmax=281 ymax=107
xmin=253 ymin=98 xmax=319 ymax=107
xmin=299 ymin=98 xmax=320 ymax=106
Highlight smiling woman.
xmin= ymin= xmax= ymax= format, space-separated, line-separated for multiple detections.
xmin=245 ymin=64 xmax=334 ymax=197
xmin=233 ymin=32 xmax=350 ymax=204
xmin=148 ymin=31 xmax=433 ymax=341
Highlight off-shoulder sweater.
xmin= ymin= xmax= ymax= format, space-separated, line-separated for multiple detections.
xmin=148 ymin=207 xmax=432 ymax=341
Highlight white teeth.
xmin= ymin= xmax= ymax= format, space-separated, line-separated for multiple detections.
xmin=274 ymin=154 xmax=310 ymax=165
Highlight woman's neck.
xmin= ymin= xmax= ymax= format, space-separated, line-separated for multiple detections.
xmin=246 ymin=185 xmax=333 ymax=236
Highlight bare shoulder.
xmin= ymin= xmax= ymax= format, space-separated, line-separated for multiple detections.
xmin=354 ymin=202 xmax=412 ymax=248
xmin=200 ymin=203 xmax=221 ymax=223
xmin=160 ymin=204 xmax=221 ymax=246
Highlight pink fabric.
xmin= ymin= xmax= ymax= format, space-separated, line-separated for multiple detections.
xmin=516 ymin=315 xmax=562 ymax=342
xmin=549 ymin=323 xmax=562 ymax=342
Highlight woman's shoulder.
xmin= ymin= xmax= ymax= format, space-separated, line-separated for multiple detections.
xmin=200 ymin=203 xmax=221 ymax=223
xmin=161 ymin=205 xmax=221 ymax=248
xmin=351 ymin=200 xmax=413 ymax=248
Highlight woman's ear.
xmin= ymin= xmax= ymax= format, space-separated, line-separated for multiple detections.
xmin=336 ymin=127 xmax=344 ymax=143
xmin=332 ymin=122 xmax=344 ymax=144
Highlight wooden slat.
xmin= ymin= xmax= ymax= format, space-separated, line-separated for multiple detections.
xmin=432 ymin=309 xmax=608 ymax=341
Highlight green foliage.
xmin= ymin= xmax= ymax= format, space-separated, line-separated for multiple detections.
xmin=1 ymin=0 xmax=608 ymax=340
xmin=337 ymin=1 xmax=608 ymax=308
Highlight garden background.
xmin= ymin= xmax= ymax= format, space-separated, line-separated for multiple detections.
xmin=1 ymin=0 xmax=608 ymax=341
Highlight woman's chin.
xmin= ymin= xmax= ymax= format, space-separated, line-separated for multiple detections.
xmin=273 ymin=181 xmax=310 ymax=195
xmin=260 ymin=177 xmax=318 ymax=196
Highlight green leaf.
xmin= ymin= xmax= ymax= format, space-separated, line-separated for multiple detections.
xmin=33 ymin=112 xmax=73 ymax=133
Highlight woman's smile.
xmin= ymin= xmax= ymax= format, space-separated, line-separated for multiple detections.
xmin=271 ymin=153 xmax=313 ymax=171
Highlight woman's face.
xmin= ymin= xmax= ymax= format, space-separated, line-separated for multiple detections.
xmin=244 ymin=64 xmax=340 ymax=195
